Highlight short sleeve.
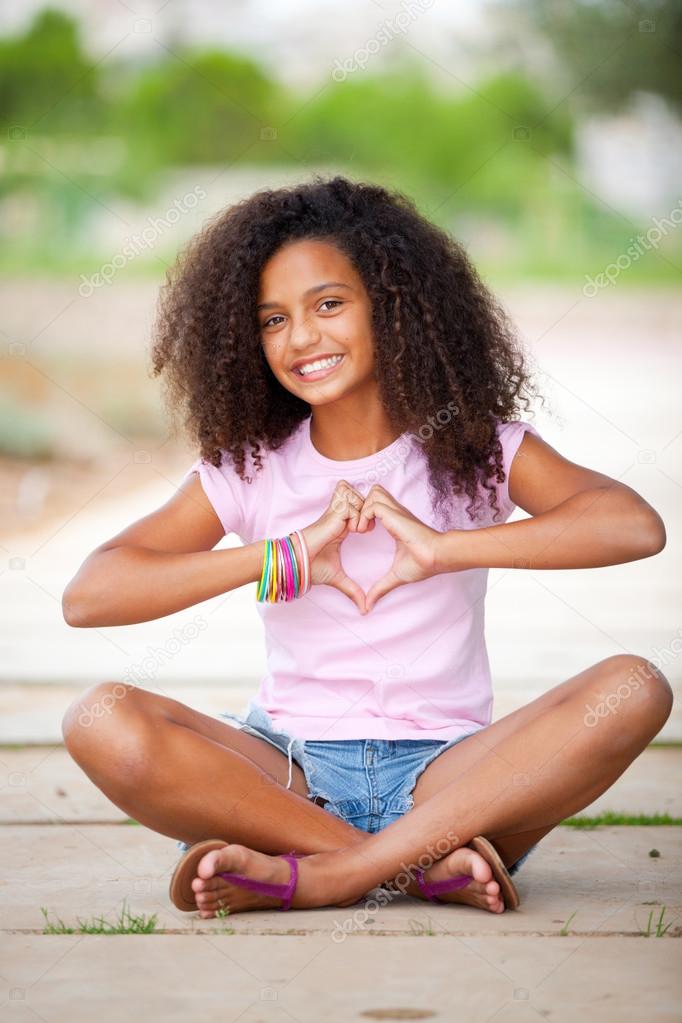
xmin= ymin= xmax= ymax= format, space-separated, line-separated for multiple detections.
xmin=181 ymin=454 xmax=244 ymax=538
xmin=494 ymin=419 xmax=542 ymax=522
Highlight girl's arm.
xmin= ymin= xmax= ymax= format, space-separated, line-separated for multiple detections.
xmin=62 ymin=474 xmax=263 ymax=627
xmin=435 ymin=433 xmax=666 ymax=572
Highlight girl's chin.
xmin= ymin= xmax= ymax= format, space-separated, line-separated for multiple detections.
xmin=289 ymin=376 xmax=347 ymax=397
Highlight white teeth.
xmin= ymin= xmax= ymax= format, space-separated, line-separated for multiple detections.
xmin=296 ymin=354 xmax=343 ymax=375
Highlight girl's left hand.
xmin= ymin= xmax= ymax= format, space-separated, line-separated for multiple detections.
xmin=352 ymin=485 xmax=444 ymax=612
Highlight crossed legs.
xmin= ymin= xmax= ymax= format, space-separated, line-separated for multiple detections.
xmin=62 ymin=653 xmax=672 ymax=913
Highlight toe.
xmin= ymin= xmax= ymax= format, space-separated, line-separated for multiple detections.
xmin=468 ymin=851 xmax=494 ymax=885
xmin=197 ymin=849 xmax=222 ymax=879
xmin=195 ymin=876 xmax=220 ymax=892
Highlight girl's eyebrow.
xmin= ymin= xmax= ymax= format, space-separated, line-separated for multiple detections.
xmin=257 ymin=281 xmax=354 ymax=311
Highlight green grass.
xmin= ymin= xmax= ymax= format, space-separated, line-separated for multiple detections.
xmin=41 ymin=900 xmax=158 ymax=934
xmin=639 ymin=906 xmax=673 ymax=938
xmin=560 ymin=812 xmax=682 ymax=828
xmin=559 ymin=909 xmax=577 ymax=935
xmin=214 ymin=905 xmax=235 ymax=933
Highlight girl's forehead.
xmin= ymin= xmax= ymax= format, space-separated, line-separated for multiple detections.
xmin=258 ymin=240 xmax=361 ymax=294
xmin=264 ymin=238 xmax=348 ymax=271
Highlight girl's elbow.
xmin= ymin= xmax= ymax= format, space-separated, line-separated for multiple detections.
xmin=636 ymin=509 xmax=666 ymax=557
xmin=62 ymin=592 xmax=90 ymax=628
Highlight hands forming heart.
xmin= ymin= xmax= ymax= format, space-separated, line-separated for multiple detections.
xmin=298 ymin=480 xmax=446 ymax=615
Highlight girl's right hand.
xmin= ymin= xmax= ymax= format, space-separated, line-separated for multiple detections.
xmin=298 ymin=480 xmax=372 ymax=614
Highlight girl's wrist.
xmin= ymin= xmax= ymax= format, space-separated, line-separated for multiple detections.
xmin=246 ymin=541 xmax=268 ymax=584
xmin=435 ymin=529 xmax=476 ymax=573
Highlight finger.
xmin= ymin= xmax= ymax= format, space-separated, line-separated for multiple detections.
xmin=365 ymin=571 xmax=401 ymax=613
xmin=365 ymin=501 xmax=405 ymax=540
xmin=366 ymin=485 xmax=401 ymax=512
xmin=332 ymin=482 xmax=364 ymax=530
xmin=356 ymin=499 xmax=376 ymax=533
xmin=358 ymin=498 xmax=396 ymax=534
xmin=332 ymin=573 xmax=367 ymax=615
xmin=346 ymin=493 xmax=363 ymax=532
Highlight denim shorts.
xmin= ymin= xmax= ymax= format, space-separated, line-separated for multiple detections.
xmin=176 ymin=702 xmax=536 ymax=876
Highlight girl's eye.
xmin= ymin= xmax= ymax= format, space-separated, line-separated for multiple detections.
xmin=262 ymin=300 xmax=342 ymax=329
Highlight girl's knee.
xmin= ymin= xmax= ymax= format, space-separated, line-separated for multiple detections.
xmin=62 ymin=680 xmax=136 ymax=736
xmin=583 ymin=655 xmax=673 ymax=733
xmin=604 ymin=654 xmax=671 ymax=707
xmin=62 ymin=681 xmax=152 ymax=776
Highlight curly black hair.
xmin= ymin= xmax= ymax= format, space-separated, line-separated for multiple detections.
xmin=150 ymin=174 xmax=540 ymax=524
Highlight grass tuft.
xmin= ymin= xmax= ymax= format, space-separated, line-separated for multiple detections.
xmin=41 ymin=900 xmax=158 ymax=934
xmin=639 ymin=906 xmax=672 ymax=937
xmin=559 ymin=910 xmax=578 ymax=935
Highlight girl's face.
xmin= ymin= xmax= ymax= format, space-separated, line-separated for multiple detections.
xmin=257 ymin=239 xmax=376 ymax=405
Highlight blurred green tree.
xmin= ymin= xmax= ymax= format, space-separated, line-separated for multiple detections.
xmin=0 ymin=7 xmax=106 ymax=132
xmin=511 ymin=0 xmax=682 ymax=113
xmin=284 ymin=64 xmax=573 ymax=216
xmin=115 ymin=49 xmax=281 ymax=167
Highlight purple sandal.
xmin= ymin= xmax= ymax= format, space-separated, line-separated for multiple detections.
xmin=169 ymin=838 xmax=304 ymax=912
xmin=414 ymin=869 xmax=472 ymax=901
xmin=216 ymin=851 xmax=301 ymax=911
xmin=411 ymin=835 xmax=520 ymax=910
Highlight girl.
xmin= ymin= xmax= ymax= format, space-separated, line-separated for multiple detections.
xmin=62 ymin=175 xmax=672 ymax=918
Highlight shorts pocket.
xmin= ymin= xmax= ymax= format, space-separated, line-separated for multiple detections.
xmin=299 ymin=746 xmax=325 ymax=799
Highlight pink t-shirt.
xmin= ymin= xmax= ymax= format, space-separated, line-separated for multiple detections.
xmin=183 ymin=415 xmax=540 ymax=742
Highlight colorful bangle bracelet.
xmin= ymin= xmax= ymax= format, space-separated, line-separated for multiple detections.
xmin=256 ymin=530 xmax=311 ymax=603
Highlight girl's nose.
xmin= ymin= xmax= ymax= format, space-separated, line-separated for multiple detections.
xmin=290 ymin=313 xmax=321 ymax=345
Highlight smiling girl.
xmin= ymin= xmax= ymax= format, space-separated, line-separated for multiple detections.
xmin=62 ymin=176 xmax=672 ymax=917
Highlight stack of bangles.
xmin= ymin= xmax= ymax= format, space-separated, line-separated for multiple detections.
xmin=256 ymin=528 xmax=311 ymax=602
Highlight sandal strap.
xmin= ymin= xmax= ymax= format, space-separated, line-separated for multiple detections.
xmin=217 ymin=852 xmax=299 ymax=911
xmin=414 ymin=868 xmax=472 ymax=901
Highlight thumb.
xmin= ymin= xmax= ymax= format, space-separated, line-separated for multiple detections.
xmin=365 ymin=570 xmax=402 ymax=613
xmin=368 ymin=501 xmax=406 ymax=542
xmin=331 ymin=572 xmax=367 ymax=615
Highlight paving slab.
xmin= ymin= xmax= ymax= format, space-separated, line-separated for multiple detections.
xmin=1 ymin=745 xmax=680 ymax=825
xmin=1 ymin=825 xmax=680 ymax=937
xmin=2 ymin=680 xmax=681 ymax=745
xmin=0 ymin=933 xmax=679 ymax=1023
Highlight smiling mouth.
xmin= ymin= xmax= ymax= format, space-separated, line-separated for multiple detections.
xmin=292 ymin=354 xmax=346 ymax=382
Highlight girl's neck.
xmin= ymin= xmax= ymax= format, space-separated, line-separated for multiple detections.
xmin=309 ymin=403 xmax=401 ymax=461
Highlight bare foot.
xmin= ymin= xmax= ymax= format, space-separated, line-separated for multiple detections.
xmin=191 ymin=843 xmax=341 ymax=917
xmin=387 ymin=846 xmax=505 ymax=913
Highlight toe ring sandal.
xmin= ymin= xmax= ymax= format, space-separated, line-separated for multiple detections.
xmin=169 ymin=838 xmax=304 ymax=913
xmin=413 ymin=835 xmax=520 ymax=911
